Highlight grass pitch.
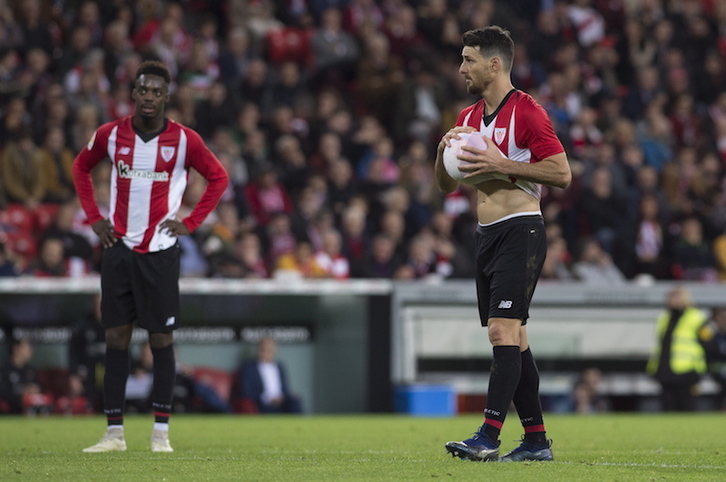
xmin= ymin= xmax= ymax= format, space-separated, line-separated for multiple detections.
xmin=0 ymin=413 xmax=724 ymax=481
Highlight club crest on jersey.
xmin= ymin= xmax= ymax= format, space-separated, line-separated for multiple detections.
xmin=494 ymin=128 xmax=506 ymax=145
xmin=161 ymin=146 xmax=175 ymax=162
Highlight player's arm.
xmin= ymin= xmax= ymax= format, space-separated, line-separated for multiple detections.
xmin=435 ymin=125 xmax=476 ymax=194
xmin=163 ymin=130 xmax=229 ymax=235
xmin=459 ymin=139 xmax=571 ymax=189
xmin=72 ymin=126 xmax=117 ymax=248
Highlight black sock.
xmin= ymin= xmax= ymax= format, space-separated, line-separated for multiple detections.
xmin=104 ymin=348 xmax=130 ymax=427
xmin=151 ymin=344 xmax=176 ymax=424
xmin=513 ymin=348 xmax=547 ymax=445
xmin=483 ymin=345 xmax=521 ymax=441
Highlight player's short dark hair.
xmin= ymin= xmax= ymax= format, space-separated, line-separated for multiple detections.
xmin=462 ymin=26 xmax=515 ymax=71
xmin=135 ymin=60 xmax=171 ymax=85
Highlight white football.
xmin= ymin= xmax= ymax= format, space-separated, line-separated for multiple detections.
xmin=442 ymin=131 xmax=490 ymax=185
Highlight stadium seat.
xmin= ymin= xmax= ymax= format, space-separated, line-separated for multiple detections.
xmin=5 ymin=204 xmax=33 ymax=234
xmin=34 ymin=203 xmax=61 ymax=235
xmin=36 ymin=367 xmax=71 ymax=400
xmin=192 ymin=367 xmax=233 ymax=403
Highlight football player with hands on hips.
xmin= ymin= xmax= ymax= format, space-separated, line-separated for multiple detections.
xmin=73 ymin=60 xmax=229 ymax=453
xmin=436 ymin=26 xmax=571 ymax=462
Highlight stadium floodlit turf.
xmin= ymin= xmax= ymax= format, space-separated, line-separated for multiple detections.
xmin=0 ymin=413 xmax=724 ymax=481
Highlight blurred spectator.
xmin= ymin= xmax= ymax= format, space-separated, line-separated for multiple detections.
xmin=238 ymin=337 xmax=302 ymax=414
xmin=714 ymin=232 xmax=726 ymax=283
xmin=571 ymin=237 xmax=627 ymax=284
xmin=218 ymin=26 xmax=254 ymax=87
xmin=355 ymin=31 xmax=405 ymax=128
xmin=195 ymin=82 xmax=237 ymax=140
xmin=700 ymin=307 xmax=726 ymax=410
xmin=670 ymin=217 xmax=718 ymax=282
xmin=263 ymin=212 xmax=297 ymax=268
xmin=55 ymin=373 xmax=94 ymax=415
xmin=24 ymin=237 xmax=71 ymax=277
xmin=310 ymin=7 xmax=359 ymax=87
xmin=359 ymin=232 xmax=401 ymax=279
xmin=393 ymin=63 xmax=447 ymax=146
xmin=570 ymin=368 xmax=610 ymax=414
xmin=578 ymin=166 xmax=625 ymax=255
xmin=274 ymin=240 xmax=328 ymax=279
xmin=69 ymin=294 xmax=105 ymax=411
xmin=647 ymin=287 xmax=708 ymax=412
xmin=15 ymin=0 xmax=56 ymax=58
xmin=618 ymin=194 xmax=669 ymax=280
xmin=232 ymin=232 xmax=269 ymax=279
xmin=41 ymin=200 xmax=94 ymax=272
xmin=399 ymin=233 xmax=438 ymax=280
xmin=541 ymin=235 xmax=575 ymax=281
xmin=0 ymin=338 xmax=52 ymax=414
xmin=244 ymin=166 xmax=294 ymax=227
xmin=1 ymin=128 xmax=46 ymax=209
xmin=340 ymin=203 xmax=368 ymax=274
xmin=314 ymin=228 xmax=349 ymax=280
xmin=201 ymin=202 xmax=241 ymax=265
xmin=0 ymin=241 xmax=19 ymax=277
xmin=39 ymin=126 xmax=76 ymax=203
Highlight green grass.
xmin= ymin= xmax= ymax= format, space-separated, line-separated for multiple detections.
xmin=0 ymin=413 xmax=724 ymax=481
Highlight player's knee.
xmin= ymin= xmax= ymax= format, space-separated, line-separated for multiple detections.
xmin=149 ymin=332 xmax=174 ymax=349
xmin=105 ymin=326 xmax=132 ymax=350
xmin=487 ymin=320 xmax=520 ymax=346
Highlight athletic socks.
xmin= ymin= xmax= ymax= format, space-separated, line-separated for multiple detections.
xmin=482 ymin=345 xmax=522 ymax=441
xmin=104 ymin=348 xmax=130 ymax=427
xmin=513 ymin=348 xmax=548 ymax=445
xmin=151 ymin=344 xmax=176 ymax=424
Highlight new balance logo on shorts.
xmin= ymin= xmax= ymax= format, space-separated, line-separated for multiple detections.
xmin=165 ymin=316 xmax=176 ymax=326
xmin=498 ymin=300 xmax=513 ymax=309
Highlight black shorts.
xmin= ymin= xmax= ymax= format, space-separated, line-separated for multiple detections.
xmin=475 ymin=214 xmax=546 ymax=326
xmin=100 ymin=241 xmax=181 ymax=332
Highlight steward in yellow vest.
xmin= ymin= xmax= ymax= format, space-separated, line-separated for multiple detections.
xmin=647 ymin=287 xmax=707 ymax=411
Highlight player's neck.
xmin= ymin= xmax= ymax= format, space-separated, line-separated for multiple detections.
xmin=482 ymin=79 xmax=515 ymax=116
xmin=133 ymin=115 xmax=166 ymax=134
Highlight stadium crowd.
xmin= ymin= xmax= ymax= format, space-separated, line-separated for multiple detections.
xmin=1 ymin=0 xmax=726 ymax=283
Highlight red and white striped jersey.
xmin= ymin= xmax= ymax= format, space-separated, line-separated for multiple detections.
xmin=73 ymin=116 xmax=228 ymax=253
xmin=455 ymin=90 xmax=565 ymax=201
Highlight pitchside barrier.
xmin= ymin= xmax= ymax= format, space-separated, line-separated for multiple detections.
xmin=0 ymin=278 xmax=722 ymax=413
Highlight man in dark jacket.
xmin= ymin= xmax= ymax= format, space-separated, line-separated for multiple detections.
xmin=239 ymin=337 xmax=302 ymax=413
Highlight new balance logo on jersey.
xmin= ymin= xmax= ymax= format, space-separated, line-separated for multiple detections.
xmin=118 ymin=146 xmax=131 ymax=155
xmin=118 ymin=160 xmax=169 ymax=181
xmin=498 ymin=300 xmax=513 ymax=309
xmin=165 ymin=316 xmax=176 ymax=326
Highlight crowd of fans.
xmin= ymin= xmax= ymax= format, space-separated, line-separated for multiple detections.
xmin=1 ymin=0 xmax=726 ymax=283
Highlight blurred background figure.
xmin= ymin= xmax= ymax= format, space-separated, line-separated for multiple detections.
xmin=570 ymin=368 xmax=610 ymax=414
xmin=0 ymin=338 xmax=53 ymax=414
xmin=238 ymin=337 xmax=302 ymax=414
xmin=700 ymin=307 xmax=726 ymax=411
xmin=69 ymin=294 xmax=105 ymax=411
xmin=647 ymin=287 xmax=708 ymax=412
xmin=55 ymin=373 xmax=94 ymax=415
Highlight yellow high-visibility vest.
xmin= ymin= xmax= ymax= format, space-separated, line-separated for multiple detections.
xmin=647 ymin=307 xmax=707 ymax=375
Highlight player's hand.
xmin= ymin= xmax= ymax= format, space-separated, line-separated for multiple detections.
xmin=159 ymin=219 xmax=190 ymax=236
xmin=92 ymin=219 xmax=117 ymax=248
xmin=458 ymin=135 xmax=507 ymax=178
xmin=438 ymin=126 xmax=476 ymax=152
